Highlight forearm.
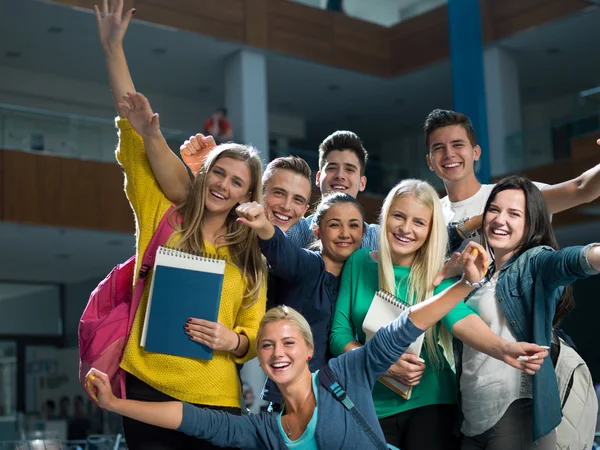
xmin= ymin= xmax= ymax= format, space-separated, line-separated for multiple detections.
xmin=343 ymin=340 xmax=362 ymax=353
xmin=452 ymin=315 xmax=506 ymax=361
xmin=111 ymin=398 xmax=183 ymax=430
xmin=256 ymin=222 xmax=275 ymax=241
xmin=409 ymin=280 xmax=473 ymax=331
xmin=104 ymin=46 xmax=135 ymax=113
xmin=143 ymin=134 xmax=191 ymax=203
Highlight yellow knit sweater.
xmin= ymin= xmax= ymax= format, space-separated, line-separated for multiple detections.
xmin=116 ymin=119 xmax=266 ymax=407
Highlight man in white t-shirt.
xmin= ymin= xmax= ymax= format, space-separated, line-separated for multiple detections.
xmin=424 ymin=109 xmax=600 ymax=245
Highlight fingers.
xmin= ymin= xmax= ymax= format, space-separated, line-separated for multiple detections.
xmin=235 ymin=202 xmax=264 ymax=224
xmin=114 ymin=0 xmax=123 ymax=16
xmin=102 ymin=0 xmax=109 ymax=16
xmin=94 ymin=5 xmax=102 ymax=25
xmin=401 ymin=353 xmax=426 ymax=365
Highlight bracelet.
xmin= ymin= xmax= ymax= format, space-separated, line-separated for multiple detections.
xmin=457 ymin=217 xmax=477 ymax=239
xmin=233 ymin=333 xmax=241 ymax=353
xmin=462 ymin=274 xmax=487 ymax=289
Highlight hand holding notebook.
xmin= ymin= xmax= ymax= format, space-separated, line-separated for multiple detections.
xmin=362 ymin=290 xmax=424 ymax=400
xmin=140 ymin=246 xmax=226 ymax=359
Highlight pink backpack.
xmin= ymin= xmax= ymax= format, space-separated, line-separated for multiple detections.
xmin=79 ymin=206 xmax=175 ymax=403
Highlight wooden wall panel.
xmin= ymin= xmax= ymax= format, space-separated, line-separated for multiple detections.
xmin=0 ymin=150 xmax=133 ymax=233
xmin=245 ymin=0 xmax=269 ymax=48
xmin=571 ymin=134 xmax=600 ymax=161
xmin=135 ymin=1 xmax=245 ymax=43
xmin=333 ymin=15 xmax=391 ymax=76
xmin=485 ymin=0 xmax=589 ymax=41
xmin=267 ymin=0 xmax=334 ymax=65
xmin=389 ymin=7 xmax=450 ymax=76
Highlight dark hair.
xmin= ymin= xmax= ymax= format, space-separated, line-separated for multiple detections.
xmin=423 ymin=109 xmax=477 ymax=150
xmin=46 ymin=400 xmax=56 ymax=409
xmin=263 ymin=156 xmax=312 ymax=196
xmin=313 ymin=192 xmax=365 ymax=227
xmin=217 ymin=107 xmax=228 ymax=116
xmin=318 ymin=130 xmax=368 ymax=175
xmin=482 ymin=176 xmax=574 ymax=326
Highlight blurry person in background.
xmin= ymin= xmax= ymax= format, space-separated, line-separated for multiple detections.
xmin=204 ymin=107 xmax=233 ymax=143
xmin=68 ymin=395 xmax=93 ymax=441
xmin=58 ymin=396 xmax=70 ymax=421
xmin=44 ymin=400 xmax=57 ymax=420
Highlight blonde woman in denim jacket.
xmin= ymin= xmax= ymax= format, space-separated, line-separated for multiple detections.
xmin=454 ymin=176 xmax=600 ymax=450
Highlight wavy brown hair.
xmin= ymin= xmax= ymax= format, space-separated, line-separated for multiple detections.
xmin=171 ymin=143 xmax=266 ymax=306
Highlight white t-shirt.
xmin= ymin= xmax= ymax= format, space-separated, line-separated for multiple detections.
xmin=440 ymin=182 xmax=548 ymax=247
xmin=460 ymin=276 xmax=533 ymax=437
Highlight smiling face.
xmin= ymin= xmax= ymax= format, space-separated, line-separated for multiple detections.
xmin=483 ymin=188 xmax=527 ymax=259
xmin=316 ymin=150 xmax=366 ymax=198
xmin=263 ymin=169 xmax=311 ymax=232
xmin=258 ymin=320 xmax=312 ymax=387
xmin=426 ymin=125 xmax=481 ymax=184
xmin=203 ymin=156 xmax=252 ymax=215
xmin=315 ymin=203 xmax=364 ymax=263
xmin=385 ymin=194 xmax=432 ymax=267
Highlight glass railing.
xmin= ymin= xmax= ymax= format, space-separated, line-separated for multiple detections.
xmin=289 ymin=0 xmax=447 ymax=27
xmin=0 ymin=104 xmax=191 ymax=163
xmin=505 ymin=109 xmax=600 ymax=173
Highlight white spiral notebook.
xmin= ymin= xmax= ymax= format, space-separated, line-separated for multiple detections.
xmin=362 ymin=289 xmax=424 ymax=400
xmin=140 ymin=246 xmax=226 ymax=359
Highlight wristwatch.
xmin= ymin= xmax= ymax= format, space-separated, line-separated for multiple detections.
xmin=462 ymin=275 xmax=487 ymax=289
xmin=457 ymin=217 xmax=477 ymax=239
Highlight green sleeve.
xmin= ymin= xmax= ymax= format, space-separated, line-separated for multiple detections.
xmin=435 ymin=278 xmax=477 ymax=335
xmin=329 ymin=250 xmax=360 ymax=356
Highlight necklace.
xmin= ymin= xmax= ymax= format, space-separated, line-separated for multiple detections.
xmin=283 ymin=385 xmax=312 ymax=437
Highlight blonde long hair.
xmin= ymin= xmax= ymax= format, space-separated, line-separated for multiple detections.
xmin=377 ymin=179 xmax=451 ymax=369
xmin=172 ymin=143 xmax=266 ymax=306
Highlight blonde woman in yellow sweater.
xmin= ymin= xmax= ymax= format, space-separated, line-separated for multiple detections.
xmin=95 ymin=2 xmax=267 ymax=449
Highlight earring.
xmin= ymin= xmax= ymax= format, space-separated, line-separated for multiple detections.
xmin=429 ymin=167 xmax=435 ymax=171
xmin=307 ymin=355 xmax=312 ymax=361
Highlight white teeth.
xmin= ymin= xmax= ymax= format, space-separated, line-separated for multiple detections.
xmin=336 ymin=242 xmax=351 ymax=247
xmin=271 ymin=362 xmax=289 ymax=369
xmin=332 ymin=185 xmax=346 ymax=190
xmin=443 ymin=162 xmax=460 ymax=168
xmin=492 ymin=229 xmax=509 ymax=236
xmin=273 ymin=213 xmax=290 ymax=222
xmin=394 ymin=234 xmax=411 ymax=243
xmin=211 ymin=190 xmax=225 ymax=200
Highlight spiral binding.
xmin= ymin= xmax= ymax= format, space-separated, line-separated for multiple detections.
xmin=157 ymin=246 xmax=226 ymax=264
xmin=376 ymin=289 xmax=410 ymax=308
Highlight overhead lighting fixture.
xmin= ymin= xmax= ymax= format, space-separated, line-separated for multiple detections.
xmin=580 ymin=85 xmax=600 ymax=98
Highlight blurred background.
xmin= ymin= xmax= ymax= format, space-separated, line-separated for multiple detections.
xmin=0 ymin=0 xmax=599 ymax=447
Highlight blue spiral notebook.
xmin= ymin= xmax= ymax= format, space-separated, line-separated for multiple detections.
xmin=140 ymin=246 xmax=226 ymax=360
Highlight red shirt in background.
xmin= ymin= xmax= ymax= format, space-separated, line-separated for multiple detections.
xmin=204 ymin=117 xmax=231 ymax=137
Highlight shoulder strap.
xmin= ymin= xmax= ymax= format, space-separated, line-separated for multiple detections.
xmin=318 ymin=365 xmax=389 ymax=450
xmin=130 ymin=205 xmax=177 ymax=315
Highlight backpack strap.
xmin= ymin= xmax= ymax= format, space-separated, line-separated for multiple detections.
xmin=130 ymin=205 xmax=177 ymax=324
xmin=318 ymin=365 xmax=389 ymax=450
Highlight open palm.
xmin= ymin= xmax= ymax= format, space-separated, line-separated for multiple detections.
xmin=94 ymin=0 xmax=134 ymax=53
xmin=118 ymin=93 xmax=160 ymax=138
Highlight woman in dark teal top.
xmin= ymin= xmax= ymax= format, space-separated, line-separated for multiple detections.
xmin=330 ymin=179 xmax=546 ymax=450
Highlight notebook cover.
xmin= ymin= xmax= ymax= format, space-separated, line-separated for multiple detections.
xmin=144 ymin=265 xmax=223 ymax=359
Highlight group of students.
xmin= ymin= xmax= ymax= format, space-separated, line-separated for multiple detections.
xmin=85 ymin=2 xmax=600 ymax=449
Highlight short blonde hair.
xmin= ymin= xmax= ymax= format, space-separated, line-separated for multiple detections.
xmin=256 ymin=306 xmax=314 ymax=352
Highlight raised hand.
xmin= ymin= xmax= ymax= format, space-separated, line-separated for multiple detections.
xmin=235 ymin=201 xmax=274 ymax=239
xmin=384 ymin=353 xmax=426 ymax=386
xmin=85 ymin=368 xmax=117 ymax=411
xmin=180 ymin=134 xmax=217 ymax=176
xmin=118 ymin=92 xmax=160 ymax=138
xmin=433 ymin=252 xmax=462 ymax=287
xmin=458 ymin=242 xmax=489 ymax=285
xmin=185 ymin=318 xmax=239 ymax=352
xmin=501 ymin=342 xmax=549 ymax=376
xmin=94 ymin=0 xmax=135 ymax=54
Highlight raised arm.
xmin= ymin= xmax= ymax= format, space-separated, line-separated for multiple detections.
xmin=236 ymin=202 xmax=320 ymax=282
xmin=96 ymin=0 xmax=190 ymax=203
xmin=532 ymin=243 xmax=600 ymax=290
xmin=540 ymin=140 xmax=600 ymax=214
xmin=86 ymin=369 xmax=265 ymax=449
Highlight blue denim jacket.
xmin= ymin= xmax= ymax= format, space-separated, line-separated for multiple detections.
xmin=453 ymin=244 xmax=599 ymax=442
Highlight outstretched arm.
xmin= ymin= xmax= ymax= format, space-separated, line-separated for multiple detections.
xmin=541 ymin=139 xmax=600 ymax=214
xmin=453 ymin=315 xmax=546 ymax=375
xmin=96 ymin=0 xmax=190 ymax=203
